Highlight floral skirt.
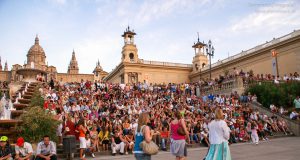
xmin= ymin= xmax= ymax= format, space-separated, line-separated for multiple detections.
xmin=205 ymin=142 xmax=231 ymax=160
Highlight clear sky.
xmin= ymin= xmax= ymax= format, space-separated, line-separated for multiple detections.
xmin=0 ymin=0 xmax=299 ymax=73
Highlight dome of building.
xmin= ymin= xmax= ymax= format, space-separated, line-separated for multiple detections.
xmin=28 ymin=36 xmax=45 ymax=56
xmin=26 ymin=35 xmax=46 ymax=67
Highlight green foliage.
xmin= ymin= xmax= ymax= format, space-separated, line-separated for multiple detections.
xmin=17 ymin=106 xmax=60 ymax=143
xmin=29 ymin=89 xmax=44 ymax=107
xmin=246 ymin=81 xmax=300 ymax=109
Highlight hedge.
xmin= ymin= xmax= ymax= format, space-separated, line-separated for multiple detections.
xmin=246 ymin=81 xmax=300 ymax=109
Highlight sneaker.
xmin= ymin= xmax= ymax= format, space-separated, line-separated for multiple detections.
xmin=82 ymin=154 xmax=85 ymax=158
xmin=255 ymin=142 xmax=259 ymax=145
xmin=125 ymin=152 xmax=128 ymax=155
xmin=112 ymin=153 xmax=116 ymax=156
xmin=120 ymin=153 xmax=124 ymax=155
xmin=92 ymin=153 xmax=95 ymax=158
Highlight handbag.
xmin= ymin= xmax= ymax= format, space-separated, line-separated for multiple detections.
xmin=139 ymin=140 xmax=159 ymax=155
xmin=177 ymin=120 xmax=186 ymax=136
xmin=139 ymin=125 xmax=159 ymax=155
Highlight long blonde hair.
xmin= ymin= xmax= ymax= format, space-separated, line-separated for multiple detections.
xmin=215 ymin=108 xmax=224 ymax=120
xmin=137 ymin=112 xmax=150 ymax=132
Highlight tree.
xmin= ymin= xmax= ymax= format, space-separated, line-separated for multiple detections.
xmin=17 ymin=106 xmax=59 ymax=143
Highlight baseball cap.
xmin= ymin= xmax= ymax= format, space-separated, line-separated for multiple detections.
xmin=0 ymin=136 xmax=8 ymax=142
xmin=16 ymin=137 xmax=25 ymax=146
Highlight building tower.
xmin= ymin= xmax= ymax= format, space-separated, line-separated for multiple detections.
xmin=4 ymin=61 xmax=8 ymax=71
xmin=26 ymin=35 xmax=47 ymax=69
xmin=192 ymin=33 xmax=208 ymax=73
xmin=121 ymin=26 xmax=139 ymax=63
xmin=93 ymin=59 xmax=103 ymax=81
xmin=67 ymin=50 xmax=79 ymax=74
xmin=0 ymin=57 xmax=2 ymax=71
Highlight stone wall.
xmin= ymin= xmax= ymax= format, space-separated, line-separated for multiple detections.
xmin=251 ymin=102 xmax=300 ymax=136
xmin=190 ymin=31 xmax=300 ymax=82
xmin=0 ymin=71 xmax=11 ymax=81
xmin=57 ymin=73 xmax=94 ymax=82
xmin=105 ymin=62 xmax=191 ymax=84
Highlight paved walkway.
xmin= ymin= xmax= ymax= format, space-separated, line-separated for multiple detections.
xmin=84 ymin=137 xmax=300 ymax=160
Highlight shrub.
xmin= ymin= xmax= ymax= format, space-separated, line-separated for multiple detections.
xmin=29 ymin=89 xmax=44 ymax=107
xmin=17 ymin=106 xmax=59 ymax=143
xmin=246 ymin=81 xmax=300 ymax=109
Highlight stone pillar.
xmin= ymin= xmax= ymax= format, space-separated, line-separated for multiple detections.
xmin=232 ymin=76 xmax=245 ymax=94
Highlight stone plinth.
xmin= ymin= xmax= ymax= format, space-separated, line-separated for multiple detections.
xmin=16 ymin=68 xmax=46 ymax=82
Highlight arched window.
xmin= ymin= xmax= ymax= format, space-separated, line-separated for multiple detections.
xmin=195 ymin=64 xmax=199 ymax=71
xmin=202 ymin=63 xmax=206 ymax=68
xmin=129 ymin=53 xmax=134 ymax=62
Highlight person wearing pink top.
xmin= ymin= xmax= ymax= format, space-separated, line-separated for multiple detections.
xmin=170 ymin=111 xmax=190 ymax=160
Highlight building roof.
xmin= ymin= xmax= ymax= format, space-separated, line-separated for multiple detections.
xmin=27 ymin=35 xmax=45 ymax=56
xmin=121 ymin=26 xmax=136 ymax=37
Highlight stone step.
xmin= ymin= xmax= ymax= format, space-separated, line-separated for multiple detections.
xmin=18 ymin=98 xmax=31 ymax=104
xmin=0 ymin=119 xmax=22 ymax=126
xmin=13 ymin=103 xmax=29 ymax=109
xmin=25 ymin=91 xmax=34 ymax=95
xmin=23 ymin=94 xmax=33 ymax=99
xmin=11 ymin=110 xmax=24 ymax=118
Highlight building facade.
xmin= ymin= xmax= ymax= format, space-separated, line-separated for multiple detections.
xmin=0 ymin=36 xmax=108 ymax=83
xmin=0 ymin=29 xmax=299 ymax=84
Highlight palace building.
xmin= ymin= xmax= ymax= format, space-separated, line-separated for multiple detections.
xmin=0 ymin=36 xmax=108 ymax=83
xmin=0 ymin=28 xmax=299 ymax=84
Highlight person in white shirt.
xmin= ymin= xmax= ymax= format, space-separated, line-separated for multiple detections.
xmin=15 ymin=137 xmax=34 ymax=160
xmin=205 ymin=108 xmax=231 ymax=160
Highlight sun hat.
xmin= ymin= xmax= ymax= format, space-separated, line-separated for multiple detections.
xmin=0 ymin=136 xmax=8 ymax=142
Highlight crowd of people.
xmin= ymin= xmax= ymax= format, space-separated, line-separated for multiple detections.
xmin=0 ymin=81 xmax=9 ymax=90
xmin=41 ymin=79 xmax=292 ymax=159
xmin=0 ymin=76 xmax=297 ymax=160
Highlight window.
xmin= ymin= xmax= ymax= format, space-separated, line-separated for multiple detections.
xmin=195 ymin=64 xmax=199 ymax=71
xmin=202 ymin=63 xmax=206 ymax=68
xmin=129 ymin=53 xmax=134 ymax=62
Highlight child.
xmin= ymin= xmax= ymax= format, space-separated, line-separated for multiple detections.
xmin=239 ymin=126 xmax=249 ymax=142
xmin=85 ymin=134 xmax=95 ymax=158
xmin=251 ymin=122 xmax=259 ymax=145
xmin=160 ymin=127 xmax=169 ymax=151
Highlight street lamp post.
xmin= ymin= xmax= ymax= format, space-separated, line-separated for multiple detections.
xmin=206 ymin=40 xmax=214 ymax=80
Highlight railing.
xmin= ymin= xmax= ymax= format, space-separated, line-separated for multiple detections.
xmin=140 ymin=59 xmax=192 ymax=68
xmin=200 ymin=29 xmax=300 ymax=72
xmin=200 ymin=78 xmax=283 ymax=95
xmin=200 ymin=79 xmax=236 ymax=94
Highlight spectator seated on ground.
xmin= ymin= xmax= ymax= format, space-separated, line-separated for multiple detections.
xmin=111 ymin=128 xmax=126 ymax=156
xmin=36 ymin=135 xmax=57 ymax=160
xmin=290 ymin=109 xmax=299 ymax=120
xmin=85 ymin=134 xmax=95 ymax=158
xmin=14 ymin=137 xmax=34 ymax=160
xmin=270 ymin=104 xmax=278 ymax=113
xmin=0 ymin=136 xmax=13 ymax=160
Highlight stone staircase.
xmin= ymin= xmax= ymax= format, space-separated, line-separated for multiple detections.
xmin=250 ymin=101 xmax=300 ymax=136
xmin=0 ymin=82 xmax=39 ymax=143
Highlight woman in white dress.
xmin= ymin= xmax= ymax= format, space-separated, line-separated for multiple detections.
xmin=205 ymin=108 xmax=231 ymax=160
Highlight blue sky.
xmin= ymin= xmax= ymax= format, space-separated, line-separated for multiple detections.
xmin=0 ymin=0 xmax=299 ymax=73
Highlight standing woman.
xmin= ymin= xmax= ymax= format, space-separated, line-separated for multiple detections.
xmin=133 ymin=112 xmax=152 ymax=160
xmin=170 ymin=111 xmax=190 ymax=160
xmin=78 ymin=120 xmax=87 ymax=160
xmin=205 ymin=108 xmax=231 ymax=160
